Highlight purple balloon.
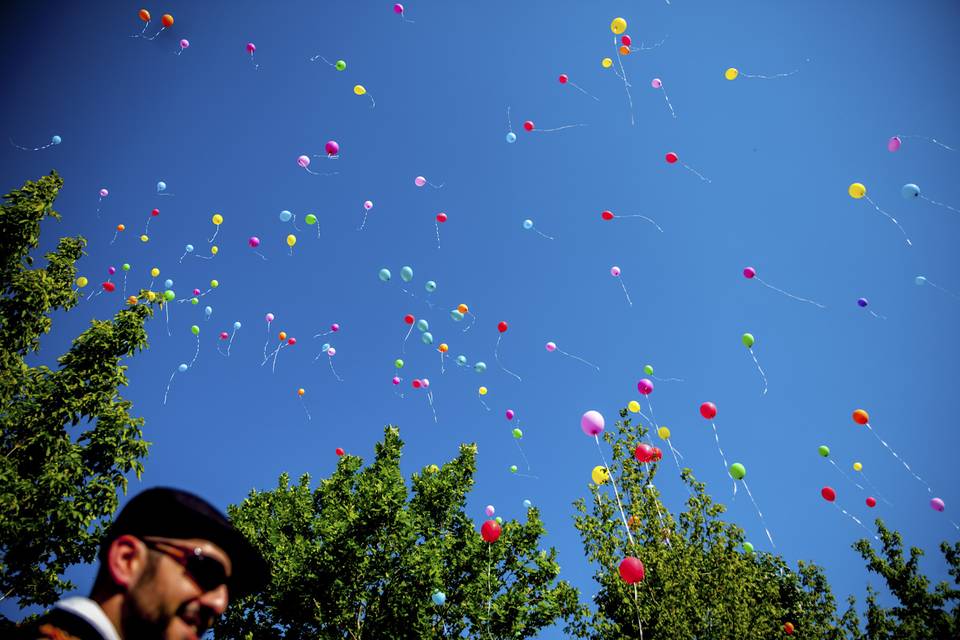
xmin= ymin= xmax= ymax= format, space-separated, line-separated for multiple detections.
xmin=651 ymin=78 xmax=662 ymax=89
xmin=581 ymin=410 xmax=605 ymax=436
xmin=99 ymin=188 xmax=109 ymax=197
xmin=931 ymin=497 xmax=945 ymax=512
xmin=857 ymin=297 xmax=868 ymax=307
xmin=888 ymin=136 xmax=901 ymax=152
xmin=637 ymin=379 xmax=654 ymax=395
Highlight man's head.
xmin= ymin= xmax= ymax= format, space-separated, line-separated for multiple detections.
xmin=91 ymin=488 xmax=268 ymax=640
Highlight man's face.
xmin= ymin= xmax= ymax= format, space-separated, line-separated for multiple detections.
xmin=123 ymin=537 xmax=233 ymax=640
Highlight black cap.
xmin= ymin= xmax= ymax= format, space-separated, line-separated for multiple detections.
xmin=100 ymin=487 xmax=269 ymax=598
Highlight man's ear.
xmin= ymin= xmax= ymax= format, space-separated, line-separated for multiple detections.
xmin=106 ymin=535 xmax=149 ymax=590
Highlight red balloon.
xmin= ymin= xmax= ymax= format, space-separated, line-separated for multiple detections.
xmin=412 ymin=379 xmax=422 ymax=389
xmin=497 ymin=321 xmax=508 ymax=333
xmin=865 ymin=496 xmax=877 ymax=508
xmin=743 ymin=266 xmax=756 ymax=279
xmin=621 ymin=35 xmax=632 ymax=46
xmin=821 ymin=486 xmax=836 ymax=502
xmin=436 ymin=212 xmax=448 ymax=223
xmin=558 ymin=74 xmax=568 ymax=84
xmin=634 ymin=443 xmax=655 ymax=463
xmin=665 ymin=152 xmax=679 ymax=164
xmin=219 ymin=331 xmax=229 ymax=340
xmin=852 ymin=409 xmax=869 ymax=425
xmin=102 ymin=282 xmax=116 ymax=292
xmin=784 ymin=622 xmax=795 ymax=635
xmin=404 ymin=314 xmax=415 ymax=325
xmin=481 ymin=519 xmax=502 ymax=543
xmin=699 ymin=402 xmax=717 ymax=420
xmin=523 ymin=121 xmax=534 ymax=132
xmin=651 ymin=447 xmax=663 ymax=462
xmin=335 ymin=447 xmax=345 ymax=456
xmin=151 ymin=208 xmax=160 ymax=216
xmin=618 ymin=556 xmax=645 ymax=584
xmin=287 ymin=337 xmax=296 ymax=345
xmin=601 ymin=210 xmax=615 ymax=221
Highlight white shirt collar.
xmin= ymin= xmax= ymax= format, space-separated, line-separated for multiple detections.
xmin=55 ymin=596 xmax=122 ymax=640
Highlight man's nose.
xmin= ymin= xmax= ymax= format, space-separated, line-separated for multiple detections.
xmin=198 ymin=583 xmax=229 ymax=616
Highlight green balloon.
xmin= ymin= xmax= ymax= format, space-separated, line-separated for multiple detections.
xmin=818 ymin=445 xmax=830 ymax=457
xmin=743 ymin=542 xmax=754 ymax=554
xmin=378 ymin=268 xmax=391 ymax=282
xmin=400 ymin=266 xmax=414 ymax=282
xmin=450 ymin=309 xmax=464 ymax=321
xmin=304 ymin=213 xmax=317 ymax=225
xmin=190 ymin=325 xmax=200 ymax=336
xmin=729 ymin=462 xmax=746 ymax=480
xmin=509 ymin=465 xmax=518 ymax=473
xmin=495 ymin=516 xmax=503 ymax=524
xmin=163 ymin=290 xmax=175 ymax=301
xmin=122 ymin=263 xmax=131 ymax=271
xmin=394 ymin=359 xmax=404 ymax=369
xmin=425 ymin=280 xmax=437 ymax=293
xmin=512 ymin=428 xmax=523 ymax=439
xmin=191 ymin=297 xmax=199 ymax=305
xmin=742 ymin=333 xmax=755 ymax=348
xmin=335 ymin=59 xmax=346 ymax=71
xmin=643 ymin=364 xmax=654 ymax=375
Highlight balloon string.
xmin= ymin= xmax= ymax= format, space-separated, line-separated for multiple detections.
xmin=534 ymin=124 xmax=588 ymax=133
xmin=272 ymin=343 xmax=286 ymax=374
xmin=632 ymin=37 xmax=668 ymax=51
xmin=439 ymin=352 xmax=445 ymax=374
xmin=617 ymin=214 xmax=663 ymax=233
xmin=463 ymin=311 xmax=477 ymax=333
xmin=833 ymin=502 xmax=877 ymax=540
xmin=634 ymin=583 xmax=644 ymax=640
xmin=612 ymin=36 xmax=635 ymax=126
xmin=652 ymin=375 xmax=685 ymax=382
xmin=568 ymin=81 xmax=600 ymax=102
xmin=557 ymin=348 xmax=599 ymax=371
xmin=748 ymin=348 xmax=768 ymax=396
xmin=435 ymin=221 xmax=441 ymax=249
xmin=300 ymin=397 xmax=312 ymax=421
xmin=479 ymin=396 xmax=490 ymax=412
xmin=165 ymin=303 xmax=171 ymax=337
xmin=145 ymin=26 xmax=166 ymax=41
xmin=865 ymin=423 xmax=931 ymax=493
xmin=863 ymin=195 xmax=912 ymax=246
xmin=96 ymin=196 xmax=105 ymax=218
xmin=514 ymin=439 xmax=532 ymax=471
xmin=534 ymin=228 xmax=555 ymax=240
xmin=710 ymin=422 xmax=735 ymax=497
xmin=506 ymin=106 xmax=513 ymax=133
xmin=328 ymin=356 xmax=343 ymax=382
xmin=897 ymin=135 xmax=956 ymax=152
xmin=358 ymin=209 xmax=370 ymax=231
xmin=143 ymin=216 xmax=152 ymax=236
xmin=660 ymin=87 xmax=677 ymax=119
xmin=741 ymin=69 xmax=799 ymax=79
xmin=926 ymin=279 xmax=960 ymax=299
xmin=208 ymin=226 xmax=220 ymax=244
xmin=225 ymin=328 xmax=239 ymax=357
xmin=593 ymin=435 xmax=636 ymax=549
xmin=9 ymin=137 xmax=55 ymax=152
xmin=742 ymin=479 xmax=775 ymax=548
xmin=828 ymin=458 xmax=864 ymax=492
xmin=617 ymin=276 xmax=633 ymax=307
xmin=859 ymin=471 xmax=892 ymax=506
xmin=162 ymin=371 xmax=177 ymax=406
xmin=920 ymin=194 xmax=960 ymax=215
xmin=131 ymin=20 xmax=150 ymax=38
xmin=122 ymin=274 xmax=127 ymax=297
xmin=401 ymin=325 xmax=413 ymax=353
xmin=868 ymin=310 xmax=888 ymax=320
xmin=179 ymin=251 xmax=189 ymax=263
xmin=262 ymin=323 xmax=272 ymax=362
xmin=305 ymin=167 xmax=339 ymax=176
xmin=755 ymin=276 xmax=826 ymax=309
xmin=494 ymin=334 xmax=522 ymax=382
xmin=680 ymin=162 xmax=711 ymax=183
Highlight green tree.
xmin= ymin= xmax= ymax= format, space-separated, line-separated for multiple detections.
xmin=571 ymin=408 xmax=848 ymax=639
xmin=222 ymin=426 xmax=584 ymax=639
xmin=851 ymin=519 xmax=959 ymax=639
xmin=0 ymin=172 xmax=158 ymax=613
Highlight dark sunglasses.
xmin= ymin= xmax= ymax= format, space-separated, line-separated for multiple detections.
xmin=142 ymin=539 xmax=230 ymax=593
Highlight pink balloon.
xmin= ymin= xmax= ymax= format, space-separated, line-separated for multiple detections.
xmin=422 ymin=378 xmax=430 ymax=388
xmin=219 ymin=331 xmax=229 ymax=340
xmin=193 ymin=288 xmax=201 ymax=296
xmin=485 ymin=504 xmax=495 ymax=516
xmin=325 ymin=140 xmax=339 ymax=156
xmin=415 ymin=176 xmax=427 ymax=187
xmin=363 ymin=200 xmax=374 ymax=210
xmin=394 ymin=3 xmax=404 ymax=14
xmin=392 ymin=376 xmax=400 ymax=385
xmin=331 ymin=323 xmax=340 ymax=332
xmin=610 ymin=266 xmax=621 ymax=277
xmin=327 ymin=347 xmax=336 ymax=357
xmin=99 ymin=188 xmax=109 ymax=197
xmin=887 ymin=136 xmax=901 ymax=152
xmin=651 ymin=78 xmax=662 ymax=89
xmin=743 ymin=266 xmax=756 ymax=279
xmin=297 ymin=155 xmax=310 ymax=168
xmin=931 ymin=497 xmax=945 ymax=512
xmin=265 ymin=313 xmax=274 ymax=322
xmin=581 ymin=410 xmax=605 ymax=436
xmin=545 ymin=341 xmax=557 ymax=352
xmin=505 ymin=409 xmax=515 ymax=421
xmin=248 ymin=236 xmax=261 ymax=248
xmin=637 ymin=379 xmax=654 ymax=395
xmin=107 ymin=266 xmax=116 ymax=275
xmin=246 ymin=43 xmax=256 ymax=54
xmin=179 ymin=39 xmax=190 ymax=49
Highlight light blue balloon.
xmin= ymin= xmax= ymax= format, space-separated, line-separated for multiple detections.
xmin=51 ymin=135 xmax=62 ymax=145
xmin=425 ymin=280 xmax=437 ymax=293
xmin=506 ymin=132 xmax=516 ymax=144
xmin=901 ymin=183 xmax=920 ymax=200
xmin=474 ymin=361 xmax=487 ymax=373
xmin=523 ymin=499 xmax=532 ymax=509
xmin=157 ymin=181 xmax=167 ymax=192
xmin=185 ymin=244 xmax=194 ymax=252
xmin=164 ymin=279 xmax=174 ymax=288
xmin=378 ymin=268 xmax=392 ymax=282
xmin=400 ymin=266 xmax=414 ymax=282
xmin=450 ymin=309 xmax=464 ymax=321
xmin=204 ymin=306 xmax=212 ymax=316
xmin=279 ymin=210 xmax=293 ymax=222
xmin=522 ymin=219 xmax=534 ymax=230
xmin=233 ymin=321 xmax=242 ymax=329
xmin=456 ymin=355 xmax=467 ymax=366
xmin=415 ymin=319 xmax=429 ymax=332
xmin=321 ymin=343 xmax=331 ymax=353
xmin=177 ymin=363 xmax=189 ymax=373
xmin=431 ymin=591 xmax=446 ymax=606
xmin=421 ymin=331 xmax=434 ymax=345
xmin=915 ymin=275 xmax=927 ymax=286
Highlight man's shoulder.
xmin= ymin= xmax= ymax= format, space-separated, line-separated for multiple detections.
xmin=14 ymin=608 xmax=109 ymax=640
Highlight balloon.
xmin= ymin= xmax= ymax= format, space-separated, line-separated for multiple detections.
xmin=581 ymin=411 xmax=605 ymax=436
xmin=51 ymin=136 xmax=61 ymax=145
xmin=523 ymin=499 xmax=532 ymax=508
xmin=495 ymin=516 xmax=503 ymax=524
xmin=279 ymin=210 xmax=293 ymax=222
xmin=657 ymin=426 xmax=671 ymax=440
xmin=107 ymin=266 xmax=116 ymax=275
xmin=643 ymin=364 xmax=654 ymax=375
xmin=416 ymin=319 xmax=429 ymax=332
xmin=478 ymin=386 xmax=487 ymax=395
xmin=297 ymin=388 xmax=305 ymax=397
xmin=857 ymin=297 xmax=868 ymax=307
xmin=619 ymin=45 xmax=630 ymax=55
xmin=853 ymin=462 xmax=863 ymax=472
xmin=364 ymin=200 xmax=374 ymax=211
xmin=156 ymin=181 xmax=166 ymax=192
xmin=915 ymin=276 xmax=927 ymax=286
xmin=618 ymin=557 xmax=645 ymax=584
xmin=512 ymin=428 xmax=522 ymax=439
xmin=784 ymin=622 xmax=795 ymax=636
xmin=725 ymin=67 xmax=739 ymax=80
xmin=161 ymin=14 xmax=174 ymax=27
xmin=634 ymin=444 xmax=654 ymax=463
xmin=297 ymin=155 xmax=311 ymax=168
xmin=852 ymin=409 xmax=869 ymax=425
xmin=139 ymin=9 xmax=151 ymax=22
xmin=265 ymin=313 xmax=275 ymax=322
xmin=523 ymin=219 xmax=534 ymax=230
xmin=211 ymin=246 xmax=219 ymax=256
xmin=743 ymin=266 xmax=756 ymax=279
xmin=545 ymin=341 xmax=557 ymax=352
xmin=931 ymin=497 xmax=945 ymax=512
xmin=190 ymin=325 xmax=200 ymax=336
xmin=458 ymin=303 xmax=469 ymax=314
xmin=637 ymin=379 xmax=654 ymax=395
xmin=421 ymin=332 xmax=434 ymax=345
xmin=178 ymin=39 xmax=189 ymax=50
xmin=394 ymin=359 xmax=404 ymax=369
xmin=204 ymin=305 xmax=212 ymax=316
xmin=354 ymin=85 xmax=367 ymax=96
xmin=400 ymin=266 xmax=413 ymax=282
xmin=325 ymin=140 xmax=340 ymax=156
xmin=287 ymin=234 xmax=297 ymax=247
xmin=122 ymin=264 xmax=130 ymax=271
xmin=163 ymin=290 xmax=175 ymax=301
xmin=887 ymin=136 xmax=901 ymax=152
xmin=246 ymin=43 xmax=256 ymax=54
xmin=591 ymin=466 xmax=610 ymax=484
xmin=610 ymin=17 xmax=627 ymax=34
xmin=327 ymin=347 xmax=336 ymax=356
xmin=481 ymin=520 xmax=501 ymax=543
xmin=821 ymin=487 xmax=836 ymax=502
xmin=220 ymin=332 xmax=229 ymax=340
xmin=558 ymin=74 xmax=568 ymax=84
xmin=425 ymin=280 xmax=437 ymax=293
xmin=379 ymin=268 xmax=392 ymax=282
xmin=234 ymin=321 xmax=242 ymax=330
xmin=151 ymin=267 xmax=161 ymax=278
xmin=304 ymin=214 xmax=317 ymax=225
xmin=601 ymin=57 xmax=613 ymax=69
xmin=212 ymin=214 xmax=223 ymax=225
xmin=729 ymin=463 xmax=746 ymax=480
xmin=485 ymin=505 xmax=495 ymax=516
xmin=651 ymin=78 xmax=662 ymax=89
xmin=335 ymin=60 xmax=346 ymax=71
xmin=248 ymin=236 xmax=260 ymax=248
xmin=523 ymin=121 xmax=534 ymax=132
xmin=610 ymin=266 xmax=621 ymax=277
xmin=622 ymin=35 xmax=632 ymax=46
xmin=506 ymin=132 xmax=517 ymax=143
xmin=474 ymin=362 xmax=487 ymax=373
xmin=436 ymin=212 xmax=448 ymax=223
xmin=116 ymin=224 xmax=125 ymax=232
xmin=866 ymin=497 xmax=877 ymax=508
xmin=140 ymin=235 xmax=149 ymax=243
xmin=665 ymin=152 xmax=679 ymax=164
xmin=497 ymin=321 xmax=508 ymax=333
xmin=177 ymin=363 xmax=188 ymax=373
xmin=742 ymin=542 xmax=754 ymax=554
xmin=404 ymin=314 xmax=415 ymax=325
xmin=99 ymin=188 xmax=109 ymax=197
xmin=901 ymin=183 xmax=920 ymax=199
xmin=627 ymin=400 xmax=640 ymax=413
xmin=335 ymin=447 xmax=345 ymax=456
xmin=505 ymin=409 xmax=515 ymax=421
xmin=415 ymin=176 xmax=427 ymax=187
xmin=76 ymin=277 xmax=88 ymax=288
xmin=700 ymin=402 xmax=717 ymax=420
xmin=848 ymin=183 xmax=866 ymax=199
xmin=818 ymin=445 xmax=830 ymax=457
xmin=185 ymin=244 xmax=194 ymax=253
xmin=431 ymin=591 xmax=446 ymax=606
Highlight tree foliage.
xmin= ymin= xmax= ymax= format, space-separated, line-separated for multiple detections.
xmin=222 ymin=426 xmax=584 ymax=639
xmin=0 ymin=172 xmax=158 ymax=610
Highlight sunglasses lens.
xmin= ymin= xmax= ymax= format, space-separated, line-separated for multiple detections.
xmin=188 ymin=555 xmax=227 ymax=592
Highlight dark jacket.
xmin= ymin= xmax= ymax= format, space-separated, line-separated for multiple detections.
xmin=15 ymin=607 xmax=110 ymax=640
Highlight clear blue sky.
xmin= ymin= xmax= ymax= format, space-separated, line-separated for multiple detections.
xmin=3 ymin=1 xmax=959 ymax=636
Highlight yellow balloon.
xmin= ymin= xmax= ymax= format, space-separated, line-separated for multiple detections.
xmin=354 ymin=84 xmax=366 ymax=96
xmin=211 ymin=246 xmax=219 ymax=255
xmin=725 ymin=67 xmax=739 ymax=81
xmin=212 ymin=214 xmax=223 ymax=225
xmin=478 ymin=386 xmax=488 ymax=396
xmin=147 ymin=291 xmax=157 ymax=301
xmin=610 ymin=17 xmax=627 ymax=35
xmin=848 ymin=182 xmax=866 ymax=199
xmin=286 ymin=234 xmax=297 ymax=247
xmin=628 ymin=400 xmax=641 ymax=413
xmin=657 ymin=426 xmax=671 ymax=440
xmin=140 ymin=234 xmax=149 ymax=243
xmin=853 ymin=462 xmax=863 ymax=472
xmin=76 ymin=276 xmax=88 ymax=288
xmin=591 ymin=465 xmax=610 ymax=485
xmin=601 ymin=57 xmax=613 ymax=69
xmin=210 ymin=279 xmax=219 ymax=288
xmin=150 ymin=267 xmax=160 ymax=277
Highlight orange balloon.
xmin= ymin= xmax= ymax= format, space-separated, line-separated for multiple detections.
xmin=297 ymin=388 xmax=305 ymax=397
xmin=852 ymin=409 xmax=870 ymax=425
xmin=619 ymin=45 xmax=630 ymax=55
xmin=126 ymin=296 xmax=138 ymax=305
xmin=138 ymin=9 xmax=151 ymax=22
xmin=117 ymin=224 xmax=125 ymax=231
xmin=161 ymin=13 xmax=174 ymax=27
xmin=438 ymin=343 xmax=449 ymax=353
xmin=457 ymin=303 xmax=469 ymax=314
xmin=278 ymin=331 xmax=287 ymax=341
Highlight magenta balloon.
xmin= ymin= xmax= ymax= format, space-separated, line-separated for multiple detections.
xmin=107 ymin=266 xmax=116 ymax=275
xmin=331 ymin=323 xmax=340 ymax=332
xmin=265 ymin=313 xmax=274 ymax=322
xmin=392 ymin=376 xmax=400 ymax=385
xmin=99 ymin=188 xmax=109 ymax=197
xmin=394 ymin=3 xmax=404 ymax=13
xmin=887 ymin=136 xmax=901 ymax=152
xmin=545 ymin=341 xmax=557 ymax=352
xmin=297 ymin=155 xmax=310 ymax=168
xmin=743 ymin=266 xmax=756 ymax=279
xmin=505 ymin=409 xmax=515 ymax=421
xmin=637 ymin=379 xmax=654 ymax=395
xmin=651 ymin=78 xmax=662 ymax=89
xmin=248 ymin=236 xmax=261 ymax=248
xmin=931 ymin=497 xmax=945 ymax=512
xmin=180 ymin=39 xmax=189 ymax=49
xmin=610 ymin=266 xmax=621 ymax=277
xmin=246 ymin=42 xmax=256 ymax=54
xmin=581 ymin=410 xmax=605 ymax=436
xmin=363 ymin=200 xmax=374 ymax=210
xmin=325 ymin=140 xmax=339 ymax=156
xmin=327 ymin=347 xmax=336 ymax=356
